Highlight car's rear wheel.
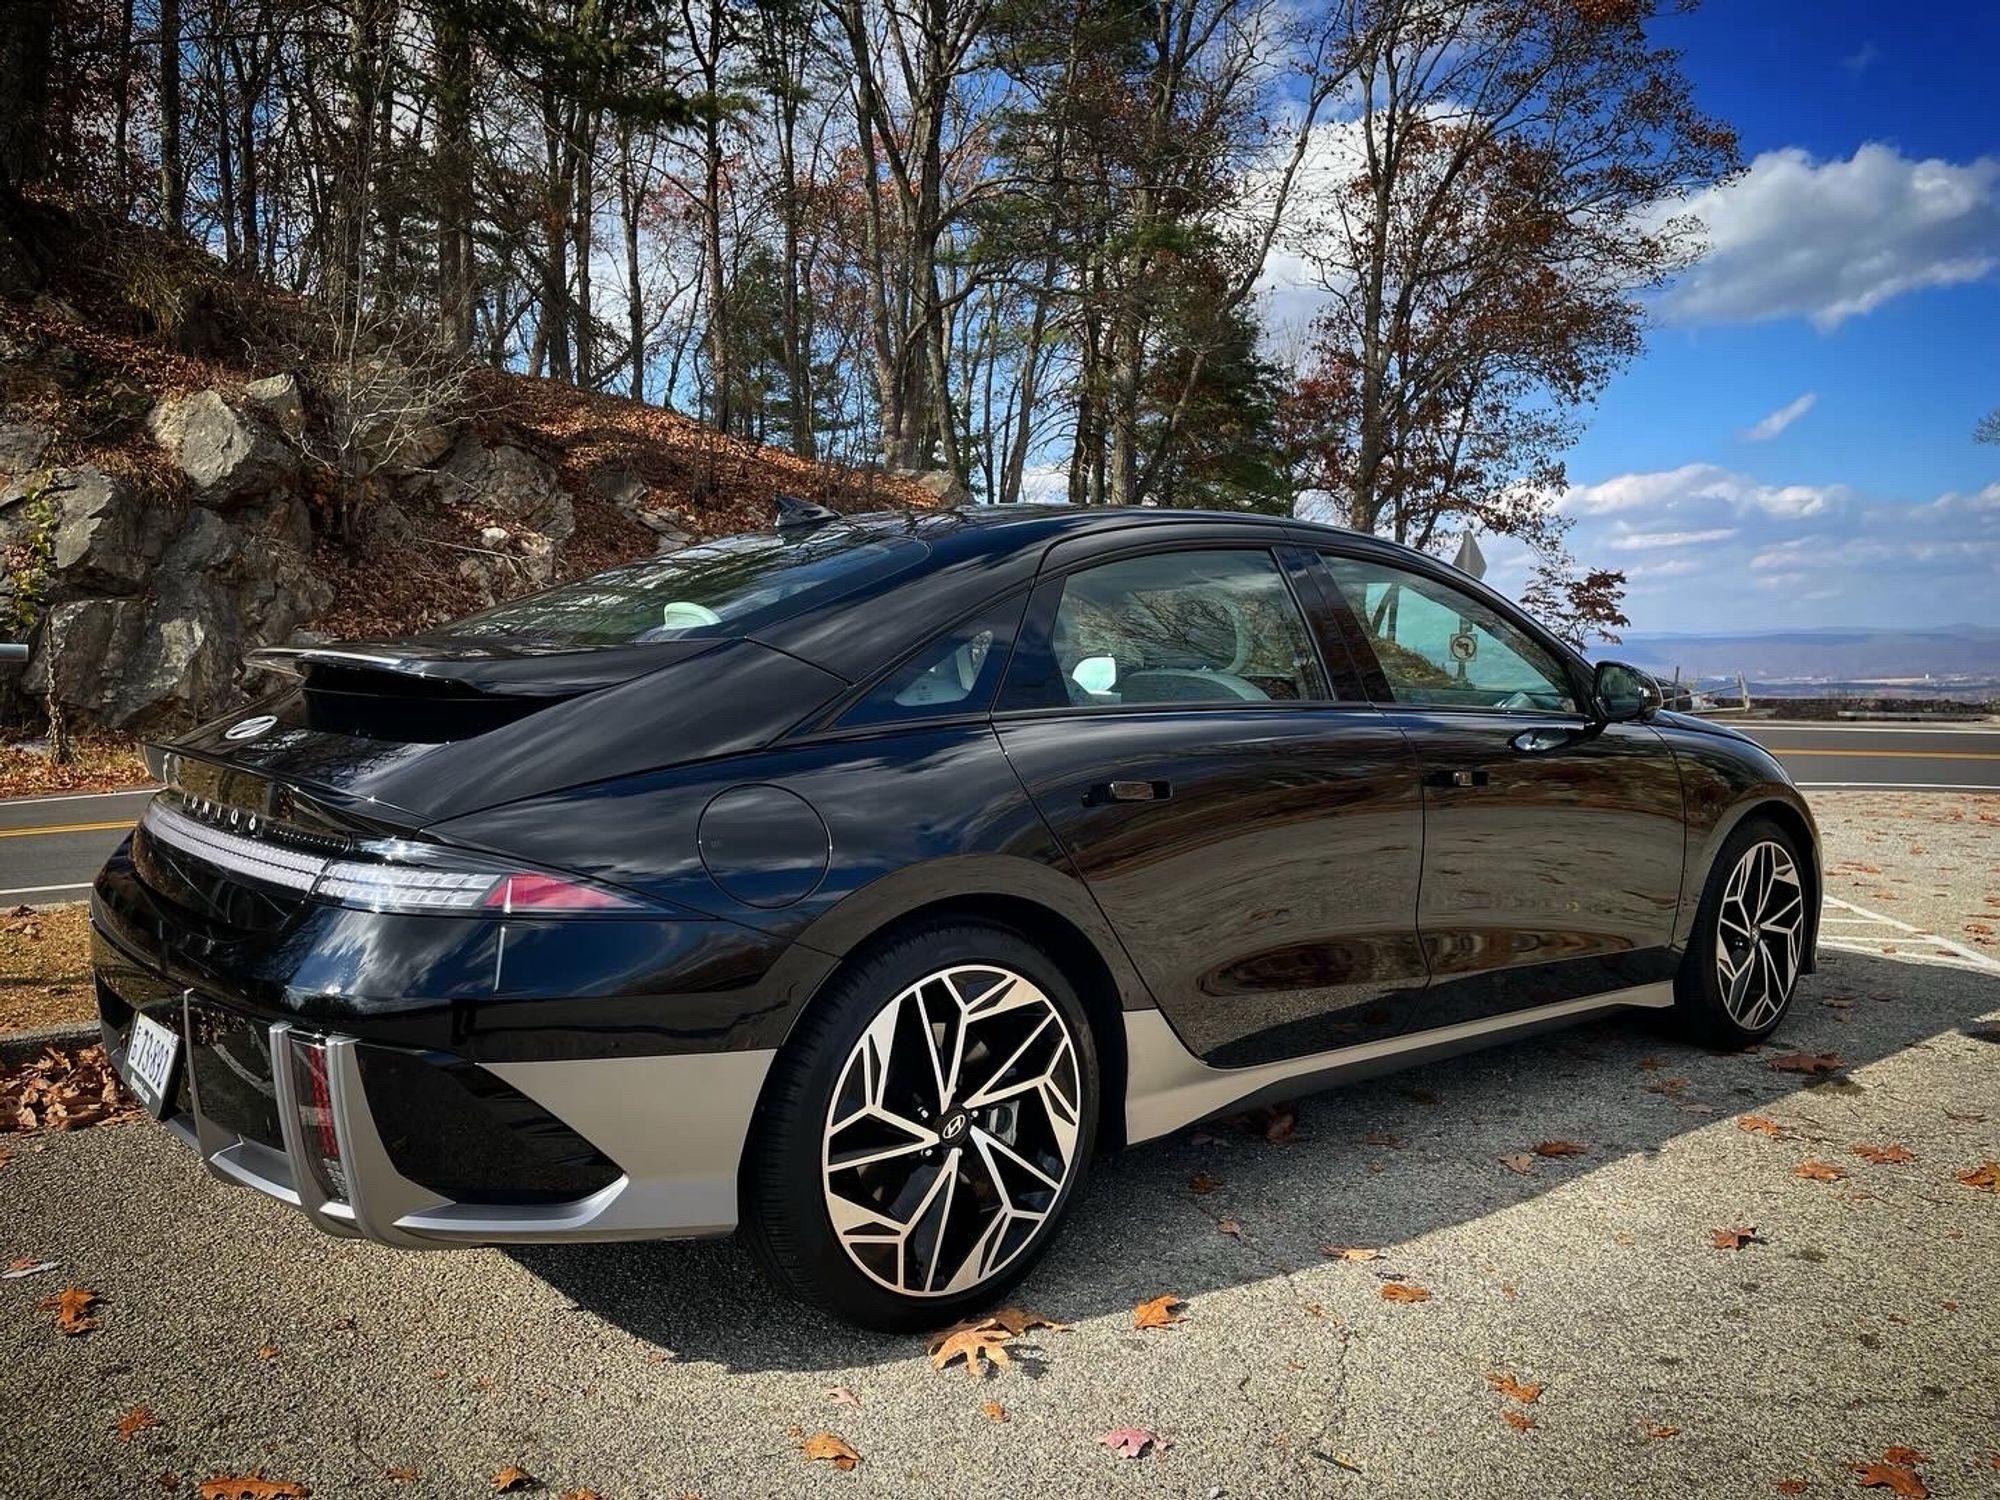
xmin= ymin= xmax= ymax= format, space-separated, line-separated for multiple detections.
xmin=743 ymin=921 xmax=1098 ymax=1332
xmin=1675 ymin=816 xmax=1809 ymax=1046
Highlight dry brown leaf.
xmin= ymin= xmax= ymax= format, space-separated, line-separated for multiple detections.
xmin=1774 ymin=1480 xmax=1807 ymax=1495
xmin=1133 ymin=1293 xmax=1186 ymax=1329
xmin=1712 ymin=1224 xmax=1762 ymax=1250
xmin=1769 ymin=1051 xmax=1843 ymax=1075
xmin=1882 ymin=1448 xmax=1927 ymax=1467
xmin=983 ymin=1306 xmax=1068 ymax=1336
xmin=384 ymin=1468 xmax=418 ymax=1484
xmin=1738 ymin=1115 xmax=1785 ymax=1137
xmin=1261 ymin=1105 xmax=1297 ymax=1142
xmin=1852 ymin=1143 xmax=1914 ymax=1165
xmin=1793 ymin=1159 xmax=1848 ymax=1183
xmin=929 ymin=1324 xmax=1012 ymax=1376
xmin=256 ymin=1344 xmax=278 ymax=1360
xmin=490 ymin=1466 xmax=535 ymax=1493
xmin=1498 ymin=1152 xmax=1536 ymax=1175
xmin=558 ymin=1490 xmax=603 ymax=1500
xmin=825 ymin=1385 xmax=859 ymax=1407
xmin=1380 ymin=1282 xmax=1431 ymax=1303
xmin=1188 ymin=1170 xmax=1221 ymax=1196
xmin=1362 ymin=1129 xmax=1404 ymax=1147
xmin=1849 ymin=1461 xmax=1926 ymax=1498
xmin=1216 ymin=1217 xmax=1244 ymax=1238
xmin=1533 ymin=1139 xmax=1586 ymax=1158
xmin=801 ymin=1432 xmax=859 ymax=1470
xmin=1486 ymin=1372 xmax=1542 ymax=1403
xmin=1322 ymin=1246 xmax=1380 ymax=1262
xmin=1502 ymin=1410 xmax=1537 ymax=1432
xmin=1644 ymin=1424 xmax=1681 ymax=1439
xmin=40 ymin=1286 xmax=100 ymax=1335
xmin=1100 ymin=1425 xmax=1169 ymax=1459
xmin=1636 ymin=1055 xmax=1664 ymax=1070
xmin=980 ymin=1400 xmax=1007 ymax=1423
xmin=196 ymin=1477 xmax=310 ymax=1500
xmin=1955 ymin=1161 xmax=2000 ymax=1192
xmin=116 ymin=1405 xmax=158 ymax=1440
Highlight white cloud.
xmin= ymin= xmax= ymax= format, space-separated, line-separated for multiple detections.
xmin=1657 ymin=144 xmax=2000 ymax=329
xmin=1842 ymin=42 xmax=1880 ymax=76
xmin=1610 ymin=527 xmax=1738 ymax=551
xmin=1560 ymin=463 xmax=1847 ymax=519
xmin=1740 ymin=392 xmax=1817 ymax=442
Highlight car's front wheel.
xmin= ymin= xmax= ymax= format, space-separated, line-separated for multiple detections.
xmin=743 ymin=920 xmax=1098 ymax=1332
xmin=1675 ymin=816 xmax=1810 ymax=1045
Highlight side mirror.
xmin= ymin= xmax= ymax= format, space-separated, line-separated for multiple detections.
xmin=1071 ymin=655 xmax=1118 ymax=696
xmin=1592 ymin=660 xmax=1662 ymax=723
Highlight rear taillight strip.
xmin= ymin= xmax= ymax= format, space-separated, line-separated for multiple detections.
xmin=141 ymin=800 xmax=327 ymax=892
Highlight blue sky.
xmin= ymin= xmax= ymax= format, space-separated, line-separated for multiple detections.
xmin=1515 ymin=1 xmax=2000 ymax=635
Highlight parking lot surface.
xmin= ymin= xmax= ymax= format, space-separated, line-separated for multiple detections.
xmin=2 ymin=792 xmax=1997 ymax=1498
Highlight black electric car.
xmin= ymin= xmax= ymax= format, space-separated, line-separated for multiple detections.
xmin=91 ymin=502 xmax=1818 ymax=1330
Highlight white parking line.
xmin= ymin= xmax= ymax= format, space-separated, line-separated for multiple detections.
xmin=1818 ymin=895 xmax=2000 ymax=974
xmin=0 ymin=787 xmax=156 ymax=809
xmin=0 ymin=881 xmax=94 ymax=899
xmin=1799 ymin=782 xmax=2000 ymax=792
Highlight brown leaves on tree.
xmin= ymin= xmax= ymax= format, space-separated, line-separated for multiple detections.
xmin=1738 ymin=1115 xmax=1785 ymax=1137
xmin=1768 ymin=1052 xmax=1843 ymax=1076
xmin=1379 ymin=1281 xmax=1431 ymax=1303
xmin=115 ymin=1405 xmax=158 ymax=1440
xmin=196 ymin=1477 xmax=309 ymax=1500
xmin=489 ymin=1466 xmax=535 ymax=1493
xmin=1486 ymin=1372 xmax=1542 ymax=1403
xmin=1955 ymin=1161 xmax=2000 ymax=1193
xmin=800 ymin=1431 xmax=860 ymax=1470
xmin=1099 ymin=1426 xmax=1169 ymax=1459
xmin=1852 ymin=1144 xmax=1913 ymax=1165
xmin=1712 ymin=1225 xmax=1763 ymax=1251
xmin=40 ymin=1286 xmax=101 ymax=1335
xmin=1 ymin=1045 xmax=139 ymax=1134
xmin=1792 ymin=1159 xmax=1848 ymax=1183
xmin=1133 ymin=1294 xmax=1186 ymax=1329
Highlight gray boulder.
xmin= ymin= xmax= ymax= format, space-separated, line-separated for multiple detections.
xmin=243 ymin=372 xmax=305 ymax=439
xmin=0 ymin=420 xmax=50 ymax=481
xmin=146 ymin=390 xmax=299 ymax=504
xmin=431 ymin=433 xmax=574 ymax=541
xmin=590 ymin=462 xmax=691 ymax=553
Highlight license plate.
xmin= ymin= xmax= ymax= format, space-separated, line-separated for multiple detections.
xmin=123 ymin=1011 xmax=181 ymax=1117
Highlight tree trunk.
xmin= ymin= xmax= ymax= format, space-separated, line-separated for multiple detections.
xmin=435 ymin=4 xmax=474 ymax=357
xmin=617 ymin=120 xmax=644 ymax=401
xmin=158 ymin=0 xmax=184 ymax=226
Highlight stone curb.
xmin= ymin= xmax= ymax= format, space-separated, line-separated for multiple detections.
xmin=0 ymin=1021 xmax=100 ymax=1070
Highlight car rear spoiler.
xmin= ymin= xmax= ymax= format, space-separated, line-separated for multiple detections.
xmin=246 ymin=640 xmax=720 ymax=700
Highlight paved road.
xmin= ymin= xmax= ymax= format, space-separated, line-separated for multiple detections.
xmin=3 ymin=797 xmax=1996 ymax=1498
xmin=0 ymin=720 xmax=1993 ymax=900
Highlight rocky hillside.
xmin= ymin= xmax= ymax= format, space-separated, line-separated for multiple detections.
xmin=0 ymin=197 xmax=936 ymax=735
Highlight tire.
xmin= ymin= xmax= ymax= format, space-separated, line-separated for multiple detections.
xmin=1675 ymin=816 xmax=1810 ymax=1046
xmin=742 ymin=920 xmax=1100 ymax=1333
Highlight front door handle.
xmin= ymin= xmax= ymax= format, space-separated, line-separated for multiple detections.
xmin=1087 ymin=779 xmax=1171 ymax=805
xmin=1510 ymin=726 xmax=1574 ymax=753
xmin=1424 ymin=768 xmax=1489 ymax=789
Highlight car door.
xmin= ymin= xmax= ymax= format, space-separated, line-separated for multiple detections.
xmin=993 ymin=534 xmax=1428 ymax=1068
xmin=1308 ymin=548 xmax=1686 ymax=1031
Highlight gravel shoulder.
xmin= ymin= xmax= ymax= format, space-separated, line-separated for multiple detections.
xmin=2 ymin=796 xmax=1997 ymax=1499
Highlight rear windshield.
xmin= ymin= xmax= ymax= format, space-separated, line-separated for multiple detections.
xmin=442 ymin=524 xmax=929 ymax=647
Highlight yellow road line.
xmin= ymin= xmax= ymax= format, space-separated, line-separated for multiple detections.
xmin=1763 ymin=747 xmax=2000 ymax=760
xmin=0 ymin=818 xmax=135 ymax=839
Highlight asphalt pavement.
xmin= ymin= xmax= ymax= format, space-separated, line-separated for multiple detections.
xmin=2 ymin=793 xmax=1998 ymax=1498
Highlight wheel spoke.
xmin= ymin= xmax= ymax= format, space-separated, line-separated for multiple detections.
xmin=1715 ymin=840 xmax=1802 ymax=1030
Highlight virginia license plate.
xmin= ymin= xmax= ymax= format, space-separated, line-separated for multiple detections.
xmin=124 ymin=1011 xmax=180 ymax=1117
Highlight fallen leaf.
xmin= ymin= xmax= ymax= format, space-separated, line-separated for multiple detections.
xmin=1636 ymin=1056 xmax=1664 ymax=1070
xmin=825 ymin=1385 xmax=859 ymax=1407
xmin=1362 ymin=1129 xmax=1403 ymax=1147
xmin=196 ymin=1478 xmax=309 ymax=1500
xmin=1533 ymin=1139 xmax=1586 ymax=1157
xmin=928 ymin=1324 xmax=1012 ymax=1377
xmin=1133 ymin=1293 xmax=1186 ymax=1329
xmin=116 ymin=1405 xmax=158 ymax=1440
xmin=801 ymin=1431 xmax=859 ymax=1471
xmin=384 ymin=1469 xmax=418 ymax=1484
xmin=1502 ymin=1410 xmax=1537 ymax=1432
xmin=1216 ymin=1217 xmax=1244 ymax=1239
xmin=39 ymin=1286 xmax=100 ymax=1335
xmin=557 ymin=1491 xmax=602 ymax=1500
xmin=256 ymin=1344 xmax=277 ymax=1360
xmin=1712 ymin=1225 xmax=1762 ymax=1250
xmin=979 ymin=1400 xmax=1007 ymax=1423
xmin=1644 ymin=1424 xmax=1681 ymax=1439
xmin=1498 ymin=1152 xmax=1536 ymax=1175
xmin=1486 ymin=1372 xmax=1542 ymax=1403
xmin=1 ymin=1257 xmax=58 ymax=1278
xmin=1099 ymin=1426 xmax=1168 ymax=1459
xmin=1955 ymin=1161 xmax=2000 ymax=1192
xmin=1738 ymin=1115 xmax=1785 ymax=1137
xmin=1322 ymin=1246 xmax=1380 ymax=1262
xmin=1852 ymin=1144 xmax=1913 ymax=1165
xmin=1775 ymin=1479 xmax=1808 ymax=1495
xmin=1793 ymin=1159 xmax=1848 ymax=1183
xmin=1188 ymin=1170 xmax=1221 ymax=1195
xmin=983 ymin=1306 xmax=1068 ymax=1336
xmin=1849 ymin=1461 xmax=1926 ymax=1498
xmin=1261 ymin=1105 xmax=1297 ymax=1142
xmin=1380 ymin=1282 xmax=1431 ymax=1303
xmin=490 ymin=1466 xmax=535 ymax=1493
xmin=1769 ymin=1052 xmax=1843 ymax=1075
xmin=1882 ymin=1448 xmax=1927 ymax=1467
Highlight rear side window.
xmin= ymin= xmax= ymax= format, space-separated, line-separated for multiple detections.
xmin=838 ymin=594 xmax=1028 ymax=728
xmin=1003 ymin=549 xmax=1330 ymax=710
xmin=443 ymin=524 xmax=929 ymax=647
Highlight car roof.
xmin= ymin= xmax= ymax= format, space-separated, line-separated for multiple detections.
xmin=844 ymin=502 xmax=1353 ymax=558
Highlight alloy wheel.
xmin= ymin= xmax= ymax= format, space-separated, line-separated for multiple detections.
xmin=1714 ymin=839 xmax=1805 ymax=1030
xmin=821 ymin=964 xmax=1082 ymax=1298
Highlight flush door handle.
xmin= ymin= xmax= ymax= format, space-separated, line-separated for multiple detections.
xmin=1087 ymin=779 xmax=1171 ymax=805
xmin=1424 ymin=768 xmax=1490 ymax=789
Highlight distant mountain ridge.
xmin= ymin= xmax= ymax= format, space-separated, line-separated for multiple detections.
xmin=1600 ymin=625 xmax=2000 ymax=683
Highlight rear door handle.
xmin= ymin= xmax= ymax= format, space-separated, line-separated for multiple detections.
xmin=1088 ymin=779 xmax=1171 ymax=805
xmin=1424 ymin=768 xmax=1489 ymax=789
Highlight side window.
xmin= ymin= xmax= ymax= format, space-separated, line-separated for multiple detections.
xmin=1006 ymin=549 xmax=1329 ymax=711
xmin=1320 ymin=555 xmax=1578 ymax=714
xmin=838 ymin=593 xmax=1026 ymax=727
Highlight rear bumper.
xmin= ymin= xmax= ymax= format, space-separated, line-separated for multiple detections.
xmin=95 ymin=931 xmax=773 ymax=1248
